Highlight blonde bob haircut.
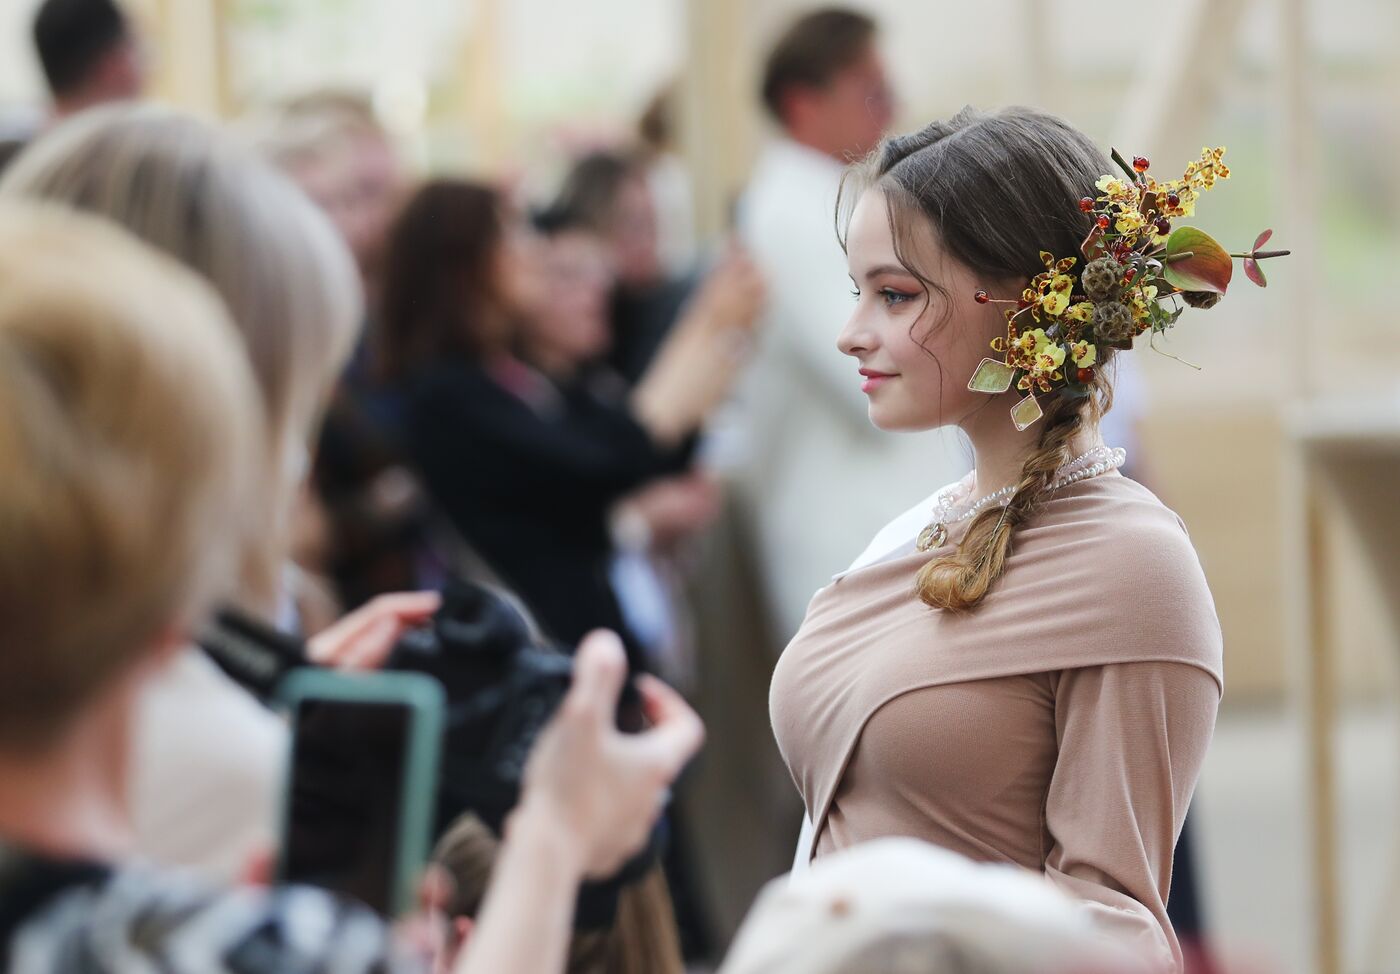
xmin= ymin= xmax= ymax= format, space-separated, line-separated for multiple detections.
xmin=0 ymin=105 xmax=361 ymax=614
xmin=0 ymin=203 xmax=263 ymax=751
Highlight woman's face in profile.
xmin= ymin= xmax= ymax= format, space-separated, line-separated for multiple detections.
xmin=838 ymin=187 xmax=1002 ymax=433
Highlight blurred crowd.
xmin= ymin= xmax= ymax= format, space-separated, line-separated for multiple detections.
xmin=0 ymin=2 xmax=1193 ymax=973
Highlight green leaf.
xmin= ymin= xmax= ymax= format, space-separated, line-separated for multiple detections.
xmin=1162 ymin=227 xmax=1233 ymax=294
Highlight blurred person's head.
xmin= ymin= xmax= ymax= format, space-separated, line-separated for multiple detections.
xmin=760 ymin=8 xmax=891 ymax=162
xmin=0 ymin=203 xmax=260 ymax=788
xmin=32 ymin=0 xmax=145 ymax=117
xmin=0 ymin=105 xmax=362 ymax=616
xmin=836 ymin=106 xmax=1112 ymax=612
xmin=720 ymin=839 xmax=1137 ymax=974
xmin=637 ymin=83 xmax=677 ymax=158
xmin=430 ymin=813 xmax=683 ymax=974
xmin=517 ymin=208 xmax=615 ymax=376
xmin=551 ymin=152 xmax=661 ymax=289
xmin=260 ymin=91 xmax=405 ymax=295
xmin=379 ymin=179 xmax=545 ymax=378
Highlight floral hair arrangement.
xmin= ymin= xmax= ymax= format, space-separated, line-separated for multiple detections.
xmin=967 ymin=147 xmax=1290 ymax=430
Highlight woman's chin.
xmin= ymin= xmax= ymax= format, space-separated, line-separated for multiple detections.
xmin=867 ymin=405 xmax=933 ymax=433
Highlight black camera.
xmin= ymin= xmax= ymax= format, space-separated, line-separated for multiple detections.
xmin=199 ymin=576 xmax=661 ymax=927
xmin=385 ymin=579 xmax=646 ymax=834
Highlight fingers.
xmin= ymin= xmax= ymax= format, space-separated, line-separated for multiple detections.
xmin=631 ymin=674 xmax=705 ymax=777
xmin=565 ymin=630 xmax=629 ymax=724
xmin=307 ymin=590 xmax=441 ymax=668
xmin=338 ymin=613 xmax=404 ymax=669
xmin=365 ymin=590 xmax=443 ymax=623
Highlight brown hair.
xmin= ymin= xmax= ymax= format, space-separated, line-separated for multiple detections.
xmin=432 ymin=814 xmax=684 ymax=974
xmin=761 ymin=8 xmax=877 ymax=123
xmin=844 ymin=106 xmax=1114 ymax=612
xmin=0 ymin=203 xmax=262 ymax=751
xmin=378 ymin=179 xmax=509 ymax=378
xmin=550 ymin=151 xmax=644 ymax=234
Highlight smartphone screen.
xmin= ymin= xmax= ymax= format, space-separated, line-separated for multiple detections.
xmin=280 ymin=682 xmax=438 ymax=916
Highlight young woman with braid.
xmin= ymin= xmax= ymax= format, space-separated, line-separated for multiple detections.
xmin=769 ymin=107 xmax=1222 ymax=973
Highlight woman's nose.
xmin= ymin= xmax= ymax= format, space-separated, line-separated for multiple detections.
xmin=837 ymin=307 xmax=873 ymax=357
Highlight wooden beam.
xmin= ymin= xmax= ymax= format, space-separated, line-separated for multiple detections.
xmin=451 ymin=0 xmax=506 ymax=172
xmin=146 ymin=0 xmax=224 ymax=117
xmin=679 ymin=0 xmax=757 ymax=244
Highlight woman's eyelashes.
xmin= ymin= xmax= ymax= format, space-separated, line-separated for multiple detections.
xmin=850 ymin=286 xmax=918 ymax=307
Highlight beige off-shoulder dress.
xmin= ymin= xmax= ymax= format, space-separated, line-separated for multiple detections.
xmin=769 ymin=472 xmax=1222 ymax=972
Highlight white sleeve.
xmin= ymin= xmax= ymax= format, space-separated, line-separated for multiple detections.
xmin=792 ymin=812 xmax=816 ymax=876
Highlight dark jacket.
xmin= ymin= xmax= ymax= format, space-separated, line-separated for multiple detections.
xmin=399 ymin=358 xmax=690 ymax=667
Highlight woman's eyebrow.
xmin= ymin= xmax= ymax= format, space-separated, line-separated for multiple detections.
xmin=863 ymin=263 xmax=916 ymax=281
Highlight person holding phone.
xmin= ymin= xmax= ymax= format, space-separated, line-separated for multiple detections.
xmin=0 ymin=203 xmax=704 ymax=973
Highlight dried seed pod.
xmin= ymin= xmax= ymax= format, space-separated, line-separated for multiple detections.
xmin=1081 ymin=257 xmax=1123 ymax=303
xmin=1093 ymin=300 xmax=1136 ymax=343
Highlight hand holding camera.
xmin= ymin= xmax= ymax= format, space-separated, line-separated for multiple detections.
xmin=513 ymin=629 xmax=705 ymax=879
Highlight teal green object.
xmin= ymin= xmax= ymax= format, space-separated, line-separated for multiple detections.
xmin=274 ymin=668 xmax=445 ymax=917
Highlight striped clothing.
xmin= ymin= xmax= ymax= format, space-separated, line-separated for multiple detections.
xmin=0 ymin=846 xmax=421 ymax=974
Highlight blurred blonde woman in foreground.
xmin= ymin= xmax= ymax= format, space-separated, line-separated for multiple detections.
xmin=0 ymin=202 xmax=702 ymax=974
xmin=3 ymin=105 xmax=438 ymax=877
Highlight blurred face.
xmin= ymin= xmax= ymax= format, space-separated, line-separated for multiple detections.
xmin=105 ymin=38 xmax=147 ymax=100
xmin=518 ymin=229 xmax=614 ymax=369
xmin=494 ymin=215 xmax=550 ymax=322
xmin=290 ymin=131 xmax=402 ymax=281
xmin=838 ymin=188 xmax=1003 ymax=432
xmin=787 ymin=44 xmax=894 ymax=160
xmin=606 ymin=175 xmax=662 ymax=287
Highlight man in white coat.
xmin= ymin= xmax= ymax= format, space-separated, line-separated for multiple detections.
xmin=735 ymin=8 xmax=969 ymax=643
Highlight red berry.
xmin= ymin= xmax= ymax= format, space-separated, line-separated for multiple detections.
xmin=1155 ymin=218 xmax=1172 ymax=235
xmin=974 ymin=289 xmax=990 ymax=304
xmin=1166 ymin=192 xmax=1181 ymax=208
xmin=1077 ymin=367 xmax=1096 ymax=384
xmin=1132 ymin=156 xmax=1150 ymax=173
xmin=1078 ymin=197 xmax=1095 ymax=213
xmin=1097 ymin=215 xmax=1111 ymax=229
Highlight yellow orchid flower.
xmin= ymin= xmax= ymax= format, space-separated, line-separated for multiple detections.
xmin=1023 ymin=328 xmax=1050 ymax=352
xmin=1065 ymin=302 xmax=1094 ymax=323
xmin=1115 ymin=209 xmax=1147 ymax=235
xmin=1036 ymin=344 xmax=1067 ymax=372
xmin=1070 ymin=340 xmax=1097 ymax=367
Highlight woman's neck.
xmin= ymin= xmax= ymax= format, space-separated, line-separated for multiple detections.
xmin=0 ymin=682 xmax=137 ymax=862
xmin=964 ymin=408 xmax=1103 ymax=498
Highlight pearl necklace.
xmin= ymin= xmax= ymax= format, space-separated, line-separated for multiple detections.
xmin=914 ymin=446 xmax=1127 ymax=552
